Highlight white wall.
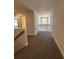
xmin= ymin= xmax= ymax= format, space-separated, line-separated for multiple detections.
xmin=25 ymin=11 xmax=35 ymax=35
xmin=52 ymin=0 xmax=64 ymax=55
xmin=34 ymin=12 xmax=38 ymax=34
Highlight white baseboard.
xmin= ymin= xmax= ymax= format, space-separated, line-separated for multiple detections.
xmin=27 ymin=33 xmax=36 ymax=36
xmin=52 ymin=35 xmax=64 ymax=56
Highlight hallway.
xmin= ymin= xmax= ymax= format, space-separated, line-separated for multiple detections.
xmin=15 ymin=31 xmax=63 ymax=59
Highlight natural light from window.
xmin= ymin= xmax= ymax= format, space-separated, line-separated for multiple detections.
xmin=14 ymin=17 xmax=19 ymax=28
xmin=38 ymin=16 xmax=51 ymax=31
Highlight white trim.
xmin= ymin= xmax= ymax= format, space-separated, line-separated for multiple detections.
xmin=25 ymin=42 xmax=28 ymax=47
xmin=27 ymin=34 xmax=36 ymax=36
xmin=53 ymin=35 xmax=64 ymax=56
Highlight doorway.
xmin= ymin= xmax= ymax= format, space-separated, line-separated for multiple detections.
xmin=37 ymin=16 xmax=52 ymax=32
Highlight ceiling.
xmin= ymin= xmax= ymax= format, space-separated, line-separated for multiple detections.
xmin=14 ymin=0 xmax=32 ymax=12
xmin=14 ymin=0 xmax=58 ymax=15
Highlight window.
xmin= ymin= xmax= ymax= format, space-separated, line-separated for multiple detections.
xmin=41 ymin=18 xmax=47 ymax=24
xmin=14 ymin=17 xmax=19 ymax=28
xmin=38 ymin=16 xmax=51 ymax=31
xmin=39 ymin=17 xmax=50 ymax=25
